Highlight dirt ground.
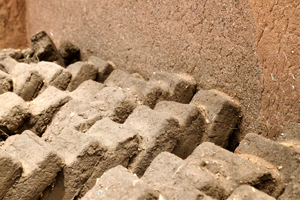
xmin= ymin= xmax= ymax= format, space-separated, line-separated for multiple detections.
xmin=1 ymin=0 xmax=299 ymax=141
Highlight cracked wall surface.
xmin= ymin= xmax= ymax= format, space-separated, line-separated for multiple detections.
xmin=5 ymin=0 xmax=299 ymax=141
xmin=0 ymin=0 xmax=28 ymax=48
xmin=251 ymin=0 xmax=300 ymax=138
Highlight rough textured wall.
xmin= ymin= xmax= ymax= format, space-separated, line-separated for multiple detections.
xmin=25 ymin=0 xmax=299 ymax=141
xmin=251 ymin=0 xmax=300 ymax=138
xmin=0 ymin=0 xmax=28 ymax=48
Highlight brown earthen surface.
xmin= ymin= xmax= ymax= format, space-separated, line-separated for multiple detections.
xmin=0 ymin=0 xmax=28 ymax=48
xmin=25 ymin=0 xmax=262 ymax=143
xmin=9 ymin=0 xmax=300 ymax=140
xmin=251 ymin=0 xmax=300 ymax=138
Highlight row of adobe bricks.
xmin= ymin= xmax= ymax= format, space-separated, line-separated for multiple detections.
xmin=0 ymin=31 xmax=241 ymax=199
xmin=0 ymin=31 xmax=299 ymax=199
xmin=2 ymin=97 xmax=300 ymax=200
xmin=0 ymin=62 xmax=240 ymax=199
xmin=83 ymin=123 xmax=300 ymax=200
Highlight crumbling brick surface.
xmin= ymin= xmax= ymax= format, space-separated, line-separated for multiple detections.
xmin=227 ymin=185 xmax=276 ymax=200
xmin=124 ymin=105 xmax=180 ymax=177
xmin=31 ymin=31 xmax=65 ymax=67
xmin=278 ymin=167 xmax=300 ymax=200
xmin=78 ymin=117 xmax=140 ymax=197
xmin=0 ymin=58 xmax=299 ymax=199
xmin=42 ymin=100 xmax=108 ymax=139
xmin=104 ymin=69 xmax=160 ymax=108
xmin=27 ymin=86 xmax=72 ymax=135
xmin=0 ymin=149 xmax=22 ymax=199
xmin=141 ymin=152 xmax=227 ymax=199
xmin=58 ymin=40 xmax=81 ymax=66
xmin=0 ymin=70 xmax=12 ymax=94
xmin=93 ymin=86 xmax=137 ymax=123
xmin=41 ymin=128 xmax=107 ymax=200
xmin=1 ymin=130 xmax=64 ymax=200
xmin=0 ymin=57 xmax=19 ymax=73
xmin=25 ymin=0 xmax=265 ymax=142
xmin=149 ymin=72 xmax=196 ymax=104
xmin=70 ymin=80 xmax=105 ymax=101
xmin=81 ymin=165 xmax=162 ymax=200
xmin=235 ymin=133 xmax=300 ymax=185
xmin=1 ymin=17 xmax=300 ymax=198
xmin=11 ymin=63 xmax=44 ymax=101
xmin=190 ymin=89 xmax=242 ymax=148
xmin=43 ymin=86 xmax=137 ymax=140
xmin=66 ymin=61 xmax=97 ymax=91
xmin=186 ymin=142 xmax=283 ymax=198
xmin=0 ymin=92 xmax=30 ymax=134
xmin=154 ymin=101 xmax=206 ymax=159
xmin=31 ymin=61 xmax=72 ymax=91
xmin=87 ymin=56 xmax=115 ymax=83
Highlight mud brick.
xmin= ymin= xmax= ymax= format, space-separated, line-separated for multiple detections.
xmin=66 ymin=61 xmax=97 ymax=91
xmin=93 ymin=86 xmax=137 ymax=123
xmin=186 ymin=142 xmax=282 ymax=197
xmin=0 ymin=57 xmax=18 ymax=73
xmin=104 ymin=69 xmax=147 ymax=96
xmin=0 ymin=48 xmax=23 ymax=61
xmin=41 ymin=127 xmax=107 ymax=200
xmin=124 ymin=105 xmax=180 ymax=177
xmin=1 ymin=130 xmax=64 ymax=200
xmin=88 ymin=56 xmax=115 ymax=83
xmin=235 ymin=133 xmax=300 ymax=185
xmin=0 ymin=92 xmax=30 ymax=133
xmin=149 ymin=72 xmax=197 ymax=103
xmin=0 ymin=149 xmax=22 ymax=199
xmin=154 ymin=101 xmax=206 ymax=159
xmin=30 ymin=31 xmax=65 ymax=67
xmin=44 ymin=87 xmax=136 ymax=138
xmin=32 ymin=61 xmax=72 ymax=90
xmin=42 ymin=100 xmax=108 ymax=139
xmin=141 ymin=152 xmax=226 ymax=199
xmin=58 ymin=40 xmax=81 ymax=66
xmin=70 ymin=80 xmax=105 ymax=101
xmin=282 ymin=122 xmax=300 ymax=141
xmin=105 ymin=69 xmax=164 ymax=108
xmin=0 ymin=70 xmax=12 ymax=94
xmin=78 ymin=117 xmax=140 ymax=197
xmin=190 ymin=89 xmax=241 ymax=148
xmin=27 ymin=86 xmax=72 ymax=136
xmin=278 ymin=167 xmax=300 ymax=200
xmin=82 ymin=165 xmax=162 ymax=200
xmin=141 ymin=81 xmax=168 ymax=108
xmin=237 ymin=153 xmax=284 ymax=197
xmin=10 ymin=63 xmax=44 ymax=101
xmin=104 ymin=69 xmax=144 ymax=89
xmin=227 ymin=185 xmax=276 ymax=200
xmin=277 ymin=122 xmax=300 ymax=152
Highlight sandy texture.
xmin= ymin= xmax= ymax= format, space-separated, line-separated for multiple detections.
xmin=0 ymin=0 xmax=28 ymax=48
xmin=3 ymin=0 xmax=298 ymax=140
xmin=25 ymin=0 xmax=262 ymax=142
xmin=250 ymin=0 xmax=300 ymax=138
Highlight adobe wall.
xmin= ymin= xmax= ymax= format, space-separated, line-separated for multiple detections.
xmin=21 ymin=0 xmax=300 ymax=141
xmin=0 ymin=0 xmax=28 ymax=48
xmin=252 ymin=0 xmax=300 ymax=138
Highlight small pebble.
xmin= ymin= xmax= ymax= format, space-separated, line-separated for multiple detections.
xmin=97 ymin=190 xmax=102 ymax=196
